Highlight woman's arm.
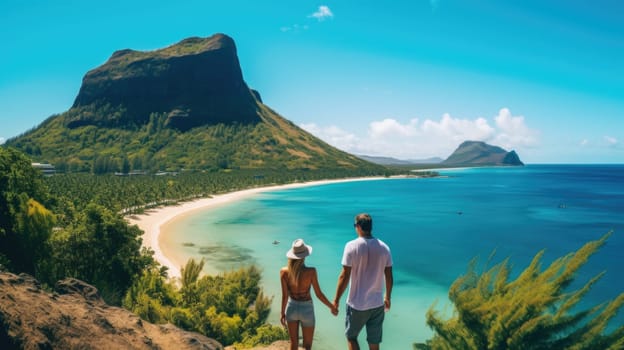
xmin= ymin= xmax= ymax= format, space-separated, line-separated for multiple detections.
xmin=311 ymin=268 xmax=338 ymax=315
xmin=279 ymin=268 xmax=289 ymax=326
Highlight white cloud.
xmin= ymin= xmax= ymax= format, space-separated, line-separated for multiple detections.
xmin=300 ymin=123 xmax=359 ymax=151
xmin=492 ymin=108 xmax=538 ymax=150
xmin=0 ymin=137 xmax=5 ymax=145
xmin=421 ymin=113 xmax=496 ymax=142
xmin=604 ymin=136 xmax=619 ymax=146
xmin=283 ymin=6 xmax=331 ymax=33
xmin=580 ymin=139 xmax=589 ymax=146
xmin=309 ymin=5 xmax=333 ymax=21
xmin=300 ymin=108 xmax=539 ymax=160
xmin=369 ymin=118 xmax=419 ymax=138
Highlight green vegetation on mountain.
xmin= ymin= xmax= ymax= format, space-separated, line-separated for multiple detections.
xmin=8 ymin=104 xmax=383 ymax=173
xmin=442 ymin=140 xmax=524 ymax=166
xmin=416 ymin=233 xmax=624 ymax=350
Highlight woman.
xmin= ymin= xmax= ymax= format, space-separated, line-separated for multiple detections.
xmin=280 ymin=239 xmax=337 ymax=350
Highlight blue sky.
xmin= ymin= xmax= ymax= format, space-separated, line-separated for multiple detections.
xmin=1 ymin=0 xmax=623 ymax=163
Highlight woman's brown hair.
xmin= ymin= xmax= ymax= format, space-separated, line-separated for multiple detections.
xmin=287 ymin=258 xmax=305 ymax=287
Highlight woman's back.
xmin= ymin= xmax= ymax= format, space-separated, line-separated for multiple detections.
xmin=281 ymin=266 xmax=316 ymax=301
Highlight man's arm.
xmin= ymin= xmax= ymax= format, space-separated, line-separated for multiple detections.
xmin=333 ymin=265 xmax=351 ymax=312
xmin=384 ymin=266 xmax=393 ymax=311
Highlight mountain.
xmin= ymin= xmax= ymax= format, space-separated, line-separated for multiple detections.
xmin=357 ymin=155 xmax=443 ymax=165
xmin=5 ymin=34 xmax=384 ymax=173
xmin=442 ymin=141 xmax=524 ymax=166
xmin=0 ymin=271 xmax=223 ymax=350
xmin=71 ymin=34 xmax=259 ymax=131
xmin=407 ymin=157 xmax=444 ymax=164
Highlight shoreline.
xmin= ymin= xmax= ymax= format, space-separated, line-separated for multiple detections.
xmin=125 ymin=176 xmax=404 ymax=279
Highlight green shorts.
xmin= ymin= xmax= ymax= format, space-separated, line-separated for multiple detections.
xmin=345 ymin=305 xmax=385 ymax=344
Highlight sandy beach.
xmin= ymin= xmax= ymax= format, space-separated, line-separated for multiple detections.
xmin=126 ymin=177 xmax=393 ymax=279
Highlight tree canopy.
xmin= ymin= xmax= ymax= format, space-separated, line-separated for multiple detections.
xmin=123 ymin=259 xmax=287 ymax=347
xmin=418 ymin=233 xmax=624 ymax=350
xmin=44 ymin=203 xmax=155 ymax=304
xmin=0 ymin=147 xmax=54 ymax=275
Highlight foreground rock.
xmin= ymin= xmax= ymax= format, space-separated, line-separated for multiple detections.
xmin=0 ymin=271 xmax=223 ymax=350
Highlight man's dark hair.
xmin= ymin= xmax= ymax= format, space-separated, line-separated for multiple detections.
xmin=355 ymin=213 xmax=373 ymax=233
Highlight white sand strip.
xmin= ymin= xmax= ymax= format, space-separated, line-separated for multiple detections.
xmin=126 ymin=177 xmax=397 ymax=279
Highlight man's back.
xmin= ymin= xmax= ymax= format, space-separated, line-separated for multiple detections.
xmin=342 ymin=236 xmax=392 ymax=310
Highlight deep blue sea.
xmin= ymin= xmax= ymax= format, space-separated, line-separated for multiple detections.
xmin=162 ymin=164 xmax=624 ymax=349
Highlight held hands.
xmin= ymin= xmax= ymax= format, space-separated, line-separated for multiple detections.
xmin=330 ymin=300 xmax=339 ymax=316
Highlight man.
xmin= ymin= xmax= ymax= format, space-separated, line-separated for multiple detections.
xmin=333 ymin=213 xmax=393 ymax=350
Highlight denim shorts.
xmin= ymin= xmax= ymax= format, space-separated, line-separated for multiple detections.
xmin=285 ymin=298 xmax=315 ymax=327
xmin=345 ymin=305 xmax=385 ymax=344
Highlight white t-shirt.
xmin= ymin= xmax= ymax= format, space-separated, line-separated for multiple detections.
xmin=341 ymin=236 xmax=393 ymax=311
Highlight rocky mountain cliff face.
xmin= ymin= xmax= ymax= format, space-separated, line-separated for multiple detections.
xmin=0 ymin=271 xmax=223 ymax=350
xmin=71 ymin=34 xmax=259 ymax=131
xmin=442 ymin=141 xmax=524 ymax=166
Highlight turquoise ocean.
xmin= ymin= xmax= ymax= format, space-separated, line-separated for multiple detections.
xmin=161 ymin=164 xmax=624 ymax=349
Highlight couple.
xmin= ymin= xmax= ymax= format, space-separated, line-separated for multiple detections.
xmin=280 ymin=213 xmax=394 ymax=350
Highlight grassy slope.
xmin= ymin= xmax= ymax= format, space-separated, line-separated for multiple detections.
xmin=5 ymin=99 xmax=383 ymax=172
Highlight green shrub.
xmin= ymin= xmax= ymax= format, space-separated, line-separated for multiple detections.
xmin=123 ymin=259 xmax=287 ymax=347
xmin=417 ymin=232 xmax=624 ymax=350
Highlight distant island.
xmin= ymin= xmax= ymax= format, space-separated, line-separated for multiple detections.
xmin=442 ymin=140 xmax=523 ymax=166
xmin=359 ymin=140 xmax=523 ymax=167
